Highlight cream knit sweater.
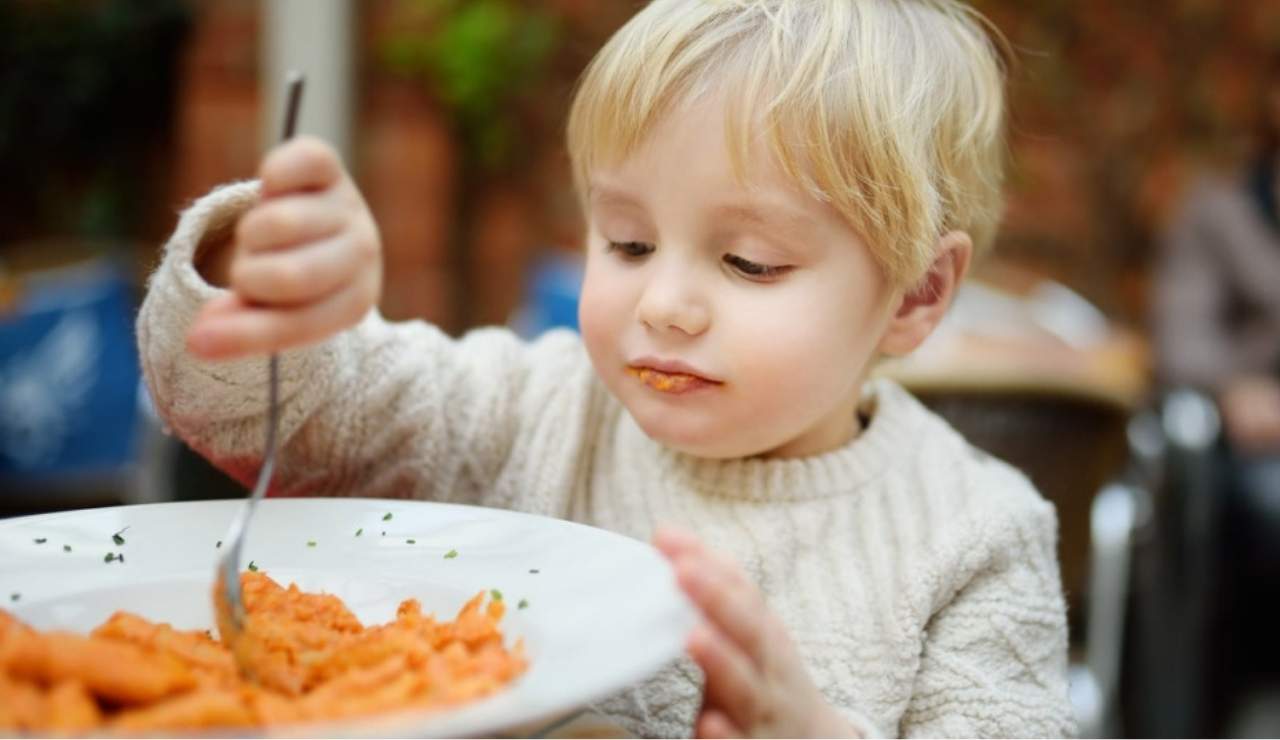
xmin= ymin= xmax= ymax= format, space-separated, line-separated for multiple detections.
xmin=137 ymin=182 xmax=1076 ymax=738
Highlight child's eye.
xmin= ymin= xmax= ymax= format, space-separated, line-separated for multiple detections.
xmin=723 ymin=254 xmax=791 ymax=280
xmin=606 ymin=241 xmax=655 ymax=260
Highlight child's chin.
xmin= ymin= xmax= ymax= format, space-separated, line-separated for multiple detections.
xmin=631 ymin=412 xmax=748 ymax=459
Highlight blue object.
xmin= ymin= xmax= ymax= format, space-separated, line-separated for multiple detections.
xmin=510 ymin=251 xmax=583 ymax=337
xmin=0 ymin=260 xmax=140 ymax=485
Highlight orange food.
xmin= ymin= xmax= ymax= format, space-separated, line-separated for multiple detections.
xmin=627 ymin=366 xmax=701 ymax=392
xmin=0 ymin=572 xmax=525 ymax=733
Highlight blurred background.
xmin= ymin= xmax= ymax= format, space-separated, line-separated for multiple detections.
xmin=1 ymin=1 xmax=1278 ymax=737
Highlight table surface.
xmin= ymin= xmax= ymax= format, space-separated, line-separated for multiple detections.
xmin=876 ymin=327 xmax=1150 ymax=410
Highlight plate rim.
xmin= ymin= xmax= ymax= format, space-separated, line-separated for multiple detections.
xmin=1 ymin=497 xmax=695 ymax=737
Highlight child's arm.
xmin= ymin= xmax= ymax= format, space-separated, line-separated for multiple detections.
xmin=897 ymin=502 xmax=1076 ymax=738
xmin=654 ymin=499 xmax=1076 ymax=739
xmin=137 ymin=142 xmax=599 ymax=507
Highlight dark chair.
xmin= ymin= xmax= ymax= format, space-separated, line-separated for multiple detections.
xmin=1054 ymin=387 xmax=1278 ymax=737
xmin=1117 ymin=390 xmax=1280 ymax=738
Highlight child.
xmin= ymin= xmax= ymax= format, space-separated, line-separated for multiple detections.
xmin=139 ymin=0 xmax=1075 ymax=736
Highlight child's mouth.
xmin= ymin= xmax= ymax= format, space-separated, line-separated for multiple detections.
xmin=626 ymin=366 xmax=721 ymax=394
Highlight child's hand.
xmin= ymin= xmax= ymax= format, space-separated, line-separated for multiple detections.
xmin=654 ymin=528 xmax=860 ymax=738
xmin=187 ymin=136 xmax=382 ymax=360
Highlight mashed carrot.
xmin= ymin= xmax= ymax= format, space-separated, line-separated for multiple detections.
xmin=0 ymin=572 xmax=525 ymax=733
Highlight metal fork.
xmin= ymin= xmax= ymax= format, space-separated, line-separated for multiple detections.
xmin=213 ymin=71 xmax=304 ymax=658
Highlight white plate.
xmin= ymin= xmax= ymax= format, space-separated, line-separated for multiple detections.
xmin=0 ymin=498 xmax=696 ymax=737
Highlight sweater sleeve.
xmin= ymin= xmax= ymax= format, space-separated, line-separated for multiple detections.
xmin=899 ymin=499 xmax=1076 ymax=738
xmin=137 ymin=181 xmax=602 ymax=514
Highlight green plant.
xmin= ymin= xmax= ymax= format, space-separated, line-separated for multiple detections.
xmin=382 ymin=0 xmax=560 ymax=171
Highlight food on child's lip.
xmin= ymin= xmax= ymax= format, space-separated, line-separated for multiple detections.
xmin=0 ymin=571 xmax=526 ymax=733
xmin=627 ymin=366 xmax=718 ymax=393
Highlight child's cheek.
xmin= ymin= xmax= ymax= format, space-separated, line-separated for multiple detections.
xmin=577 ymin=276 xmax=619 ymax=368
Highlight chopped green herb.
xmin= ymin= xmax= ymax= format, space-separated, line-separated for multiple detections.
xmin=490 ymin=589 xmax=503 ymax=601
xmin=118 ymin=553 xmax=125 ymax=564
xmin=63 ymin=545 xmax=71 ymax=553
xmin=381 ymin=531 xmax=386 ymax=537
xmin=529 ymin=568 xmax=540 ymax=574
xmin=216 ymin=540 xmax=222 ymax=548
xmin=111 ymin=527 xmax=129 ymax=546
xmin=444 ymin=549 xmax=458 ymax=560
xmin=406 ymin=539 xmax=416 ymax=545
xmin=307 ymin=540 xmax=317 ymax=548
xmin=247 ymin=561 xmax=259 ymax=572
xmin=104 ymin=553 xmax=117 ymax=563
xmin=9 ymin=593 xmax=19 ymax=602
xmin=518 ymin=598 xmax=529 ymax=610
xmin=355 ymin=528 xmax=363 ymax=537
xmin=33 ymin=538 xmax=46 ymax=544
xmin=382 ymin=512 xmax=393 ymax=521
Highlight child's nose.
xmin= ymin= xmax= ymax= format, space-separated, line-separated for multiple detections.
xmin=636 ymin=272 xmax=710 ymax=337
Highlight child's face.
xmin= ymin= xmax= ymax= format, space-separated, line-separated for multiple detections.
xmin=578 ymin=98 xmax=901 ymax=459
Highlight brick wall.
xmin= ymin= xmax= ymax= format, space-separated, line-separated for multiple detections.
xmin=165 ymin=0 xmax=1280 ymax=332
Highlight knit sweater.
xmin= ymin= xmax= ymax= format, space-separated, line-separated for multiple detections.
xmin=137 ymin=182 xmax=1076 ymax=738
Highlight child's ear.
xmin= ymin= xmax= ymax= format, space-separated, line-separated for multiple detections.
xmin=877 ymin=231 xmax=972 ymax=357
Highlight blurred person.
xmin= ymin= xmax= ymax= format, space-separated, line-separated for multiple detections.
xmin=1154 ymin=52 xmax=1280 ymax=533
xmin=137 ymin=1 xmax=1074 ymax=736
xmin=1152 ymin=49 xmax=1280 ymax=735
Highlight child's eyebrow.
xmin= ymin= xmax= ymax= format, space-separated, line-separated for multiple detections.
xmin=712 ymin=201 xmax=814 ymax=240
xmin=588 ymin=184 xmax=645 ymax=211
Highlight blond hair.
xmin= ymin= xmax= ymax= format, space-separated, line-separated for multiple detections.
xmin=566 ymin=0 xmax=1011 ymax=287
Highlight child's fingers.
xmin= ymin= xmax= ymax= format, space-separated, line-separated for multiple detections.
xmin=230 ymin=234 xmax=371 ymax=307
xmin=695 ymin=708 xmax=743 ymax=740
xmin=655 ymin=529 xmax=750 ymax=589
xmin=673 ymin=557 xmax=768 ymax=664
xmin=196 ymin=292 xmax=243 ymax=319
xmin=687 ymin=624 xmax=758 ymax=726
xmin=187 ymin=274 xmax=375 ymax=360
xmin=652 ymin=526 xmax=703 ymax=558
xmin=235 ymin=194 xmax=347 ymax=255
xmin=188 ymin=294 xmax=252 ymax=355
xmin=655 ymin=528 xmax=769 ymax=662
xmin=259 ymin=136 xmax=344 ymax=197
